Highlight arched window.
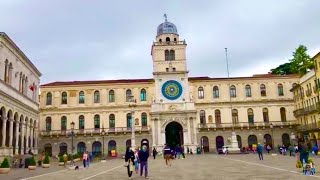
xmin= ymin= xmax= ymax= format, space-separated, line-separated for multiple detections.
xmin=245 ymin=85 xmax=251 ymax=97
xmin=232 ymin=109 xmax=238 ymax=124
xmin=198 ymin=87 xmax=204 ymax=99
xmin=248 ymin=108 xmax=254 ymax=124
xmin=46 ymin=92 xmax=52 ymax=105
xmin=159 ymin=39 xmax=162 ymax=43
xmin=109 ymin=114 xmax=115 ymax=128
xmin=79 ymin=115 xmax=85 ymax=130
xmin=140 ymin=89 xmax=147 ymax=101
xmin=45 ymin=117 xmax=51 ymax=131
xmin=278 ymin=84 xmax=284 ymax=96
xmin=4 ymin=59 xmax=9 ymax=83
xmin=215 ymin=110 xmax=221 ymax=125
xmin=94 ymin=115 xmax=100 ymax=129
xmin=94 ymin=90 xmax=100 ymax=103
xmin=280 ymin=107 xmax=286 ymax=122
xmin=61 ymin=92 xmax=67 ymax=104
xmin=126 ymin=113 xmax=132 ymax=128
xmin=79 ymin=91 xmax=85 ymax=104
xmin=169 ymin=50 xmax=175 ymax=60
xmin=200 ymin=110 xmax=206 ymax=124
xmin=141 ymin=113 xmax=147 ymax=126
xmin=8 ymin=62 xmax=13 ymax=84
xmin=260 ymin=84 xmax=266 ymax=96
xmin=263 ymin=108 xmax=269 ymax=122
xmin=166 ymin=37 xmax=170 ymax=42
xmin=165 ymin=50 xmax=170 ymax=61
xmin=230 ymin=85 xmax=236 ymax=97
xmin=126 ymin=89 xmax=132 ymax=102
xmin=213 ymin=86 xmax=219 ymax=98
xmin=61 ymin=116 xmax=67 ymax=131
xmin=109 ymin=90 xmax=115 ymax=102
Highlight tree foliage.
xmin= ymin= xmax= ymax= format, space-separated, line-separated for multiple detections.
xmin=0 ymin=158 xmax=10 ymax=168
xmin=270 ymin=45 xmax=314 ymax=76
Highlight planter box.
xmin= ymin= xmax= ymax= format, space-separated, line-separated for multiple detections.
xmin=59 ymin=162 xmax=65 ymax=166
xmin=0 ymin=168 xmax=10 ymax=174
xmin=42 ymin=164 xmax=50 ymax=168
xmin=28 ymin=166 xmax=36 ymax=170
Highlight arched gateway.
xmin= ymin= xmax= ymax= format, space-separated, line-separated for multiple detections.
xmin=165 ymin=121 xmax=183 ymax=148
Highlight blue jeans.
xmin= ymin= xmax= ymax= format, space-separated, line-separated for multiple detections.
xmin=140 ymin=161 xmax=148 ymax=177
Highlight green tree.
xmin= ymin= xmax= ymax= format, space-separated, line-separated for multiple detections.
xmin=0 ymin=157 xmax=10 ymax=168
xmin=270 ymin=62 xmax=296 ymax=75
xmin=289 ymin=45 xmax=313 ymax=75
xmin=270 ymin=45 xmax=313 ymax=76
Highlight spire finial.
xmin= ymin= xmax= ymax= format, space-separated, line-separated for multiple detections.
xmin=164 ymin=13 xmax=168 ymax=22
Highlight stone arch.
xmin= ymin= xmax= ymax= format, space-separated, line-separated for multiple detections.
xmin=92 ymin=141 xmax=102 ymax=157
xmin=201 ymin=136 xmax=209 ymax=152
xmin=216 ymin=136 xmax=224 ymax=150
xmin=248 ymin=135 xmax=257 ymax=148
xmin=264 ymin=134 xmax=272 ymax=147
xmin=59 ymin=142 xmax=68 ymax=155
xmin=165 ymin=121 xmax=184 ymax=148
xmin=282 ymin=133 xmax=290 ymax=148
xmin=108 ymin=140 xmax=116 ymax=156
xmin=44 ymin=143 xmax=52 ymax=156
xmin=77 ymin=142 xmax=86 ymax=154
xmin=13 ymin=112 xmax=19 ymax=154
xmin=18 ymin=114 xmax=24 ymax=154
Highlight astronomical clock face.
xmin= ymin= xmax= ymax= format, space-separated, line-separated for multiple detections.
xmin=161 ymin=80 xmax=183 ymax=100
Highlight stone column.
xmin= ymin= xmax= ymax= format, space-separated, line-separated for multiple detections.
xmin=1 ymin=117 xmax=7 ymax=147
xmin=34 ymin=127 xmax=38 ymax=154
xmin=9 ymin=119 xmax=13 ymax=147
xmin=30 ymin=125 xmax=34 ymax=150
xmin=21 ymin=122 xmax=25 ymax=154
xmin=25 ymin=122 xmax=29 ymax=151
xmin=15 ymin=122 xmax=19 ymax=154
xmin=152 ymin=119 xmax=156 ymax=146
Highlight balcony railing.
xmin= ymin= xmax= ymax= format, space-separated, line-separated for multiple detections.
xmin=40 ymin=126 xmax=151 ymax=136
xmin=198 ymin=121 xmax=297 ymax=129
xmin=153 ymin=41 xmax=186 ymax=46
xmin=297 ymin=123 xmax=319 ymax=131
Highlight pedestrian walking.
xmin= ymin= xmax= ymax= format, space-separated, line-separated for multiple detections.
xmin=124 ymin=147 xmax=135 ymax=180
xmin=176 ymin=145 xmax=181 ymax=159
xmin=82 ymin=151 xmax=88 ymax=168
xmin=181 ymin=145 xmax=185 ymax=159
xmin=152 ymin=147 xmax=157 ymax=159
xmin=163 ymin=144 xmax=172 ymax=166
xmin=266 ymin=145 xmax=271 ymax=154
xmin=134 ymin=148 xmax=139 ymax=174
xmin=312 ymin=145 xmax=318 ymax=156
xmin=289 ymin=145 xmax=294 ymax=156
xmin=63 ymin=153 xmax=68 ymax=167
xmin=257 ymin=143 xmax=263 ymax=160
xmin=86 ymin=151 xmax=91 ymax=167
xmin=138 ymin=145 xmax=149 ymax=179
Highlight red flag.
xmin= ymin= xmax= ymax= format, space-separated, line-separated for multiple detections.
xmin=29 ymin=85 xmax=34 ymax=91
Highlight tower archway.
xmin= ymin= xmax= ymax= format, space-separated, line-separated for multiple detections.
xmin=165 ymin=121 xmax=183 ymax=148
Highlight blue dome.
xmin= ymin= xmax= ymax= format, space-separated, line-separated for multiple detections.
xmin=157 ymin=21 xmax=178 ymax=36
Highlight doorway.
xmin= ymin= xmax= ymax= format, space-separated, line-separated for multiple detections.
xmin=165 ymin=121 xmax=183 ymax=148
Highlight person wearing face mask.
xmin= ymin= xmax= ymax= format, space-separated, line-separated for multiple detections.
xmin=125 ymin=147 xmax=135 ymax=179
xmin=138 ymin=145 xmax=149 ymax=179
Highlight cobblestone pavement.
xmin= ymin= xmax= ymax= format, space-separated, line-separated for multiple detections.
xmin=3 ymin=153 xmax=320 ymax=180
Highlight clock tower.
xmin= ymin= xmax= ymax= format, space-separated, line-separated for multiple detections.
xmin=150 ymin=15 xmax=197 ymax=151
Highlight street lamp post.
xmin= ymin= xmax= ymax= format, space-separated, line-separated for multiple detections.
xmin=270 ymin=123 xmax=274 ymax=150
xmin=129 ymin=96 xmax=137 ymax=149
xmin=102 ymin=127 xmax=105 ymax=158
xmin=70 ymin=121 xmax=75 ymax=166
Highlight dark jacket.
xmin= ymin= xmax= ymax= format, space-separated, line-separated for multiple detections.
xmin=163 ymin=146 xmax=171 ymax=155
xmin=138 ymin=150 xmax=149 ymax=162
xmin=257 ymin=144 xmax=263 ymax=153
xmin=125 ymin=149 xmax=135 ymax=164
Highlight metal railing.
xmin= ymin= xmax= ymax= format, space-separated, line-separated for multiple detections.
xmin=41 ymin=126 xmax=151 ymax=136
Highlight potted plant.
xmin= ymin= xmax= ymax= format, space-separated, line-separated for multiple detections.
xmin=58 ymin=156 xmax=64 ymax=166
xmin=0 ymin=157 xmax=10 ymax=174
xmin=42 ymin=154 xmax=50 ymax=168
xmin=28 ymin=156 xmax=37 ymax=170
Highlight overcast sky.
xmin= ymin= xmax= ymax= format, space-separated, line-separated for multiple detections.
xmin=1 ymin=0 xmax=320 ymax=84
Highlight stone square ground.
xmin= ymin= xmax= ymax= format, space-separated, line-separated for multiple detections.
xmin=2 ymin=153 xmax=320 ymax=180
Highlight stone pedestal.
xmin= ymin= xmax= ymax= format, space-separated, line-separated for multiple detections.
xmin=228 ymin=132 xmax=240 ymax=153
